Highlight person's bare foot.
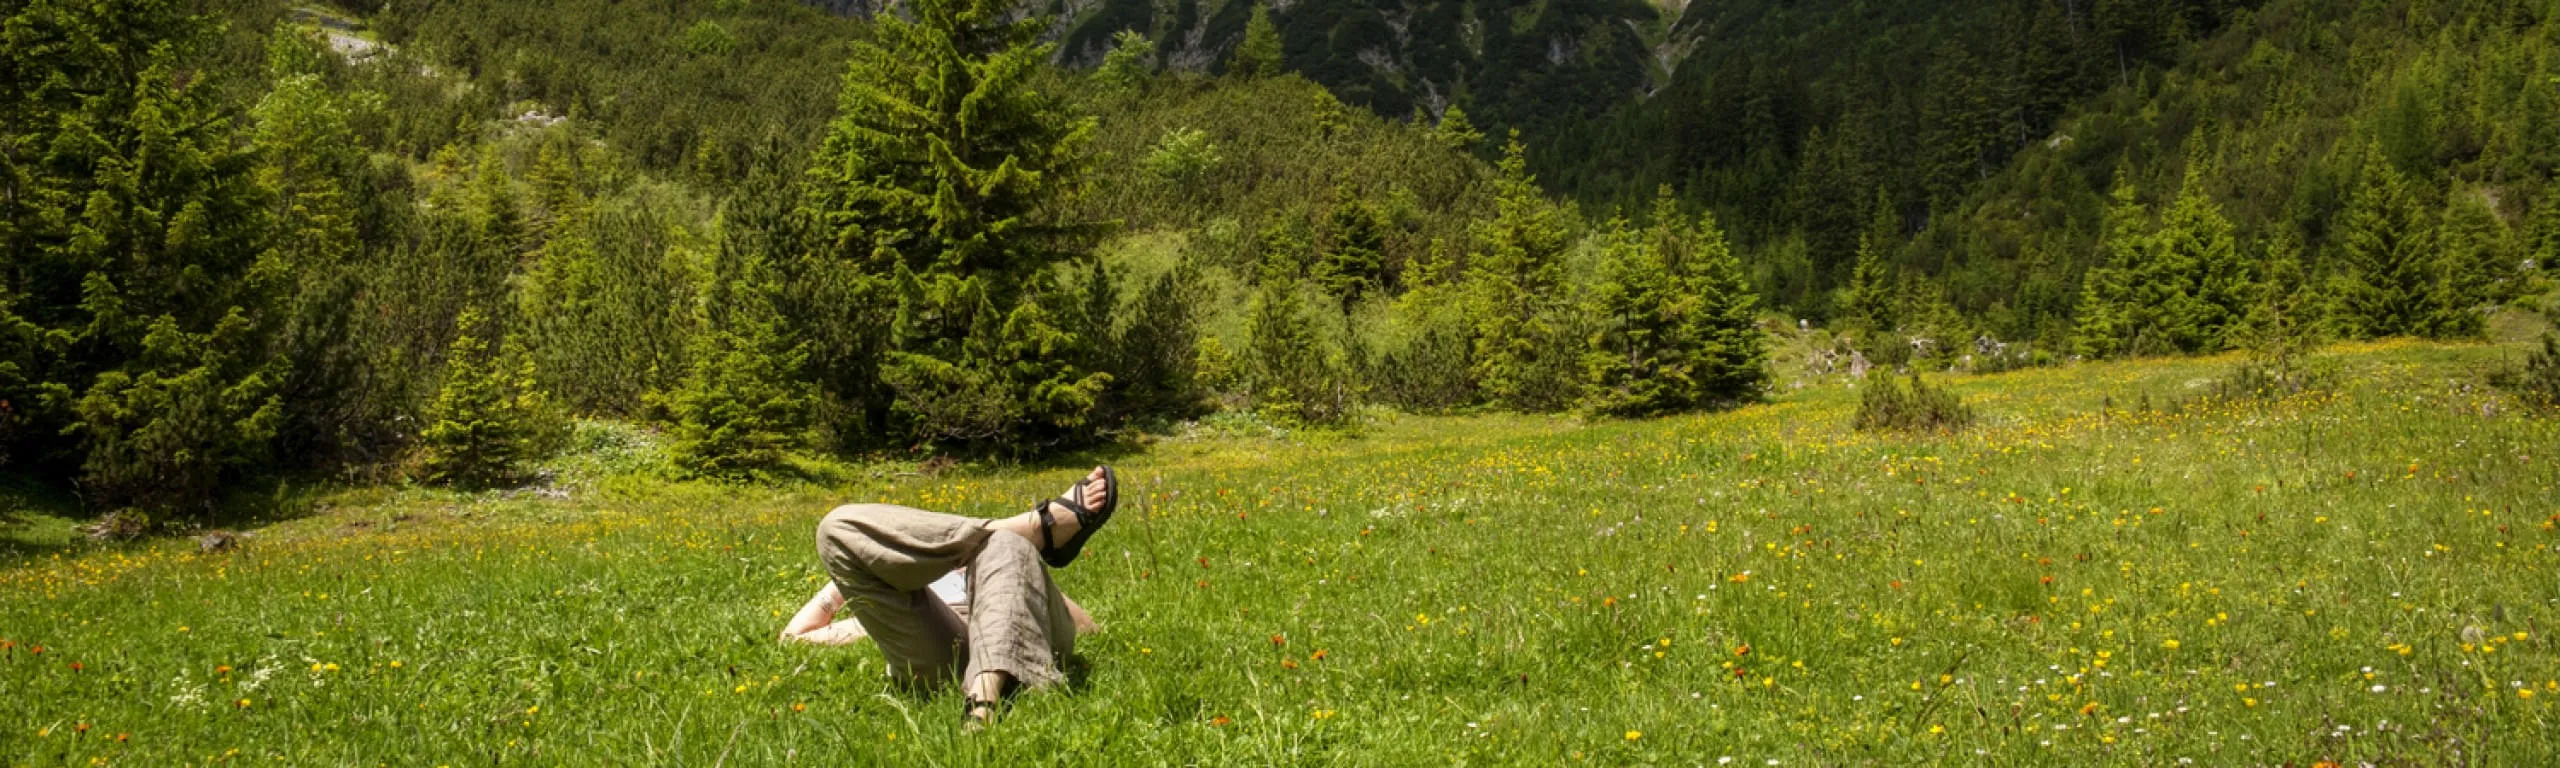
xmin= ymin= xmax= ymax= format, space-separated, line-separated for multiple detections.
xmin=963 ymin=671 xmax=1010 ymax=730
xmin=987 ymin=466 xmax=1111 ymax=547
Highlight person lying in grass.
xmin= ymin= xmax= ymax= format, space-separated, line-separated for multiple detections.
xmin=779 ymin=465 xmax=1119 ymax=728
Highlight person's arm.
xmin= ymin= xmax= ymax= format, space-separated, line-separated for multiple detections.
xmin=779 ymin=582 xmax=870 ymax=646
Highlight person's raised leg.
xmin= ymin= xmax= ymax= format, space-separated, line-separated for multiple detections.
xmin=813 ymin=503 xmax=990 ymax=685
xmin=981 ymin=466 xmax=1112 ymax=557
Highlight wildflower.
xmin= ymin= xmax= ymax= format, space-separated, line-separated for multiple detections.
xmin=1311 ymin=649 xmax=1328 ymax=661
xmin=792 ymin=702 xmax=807 ymax=712
xmin=1271 ymin=634 xmax=1285 ymax=646
xmin=1312 ymin=709 xmax=1336 ymax=720
xmin=2161 ymin=639 xmax=2180 ymax=650
xmin=1734 ymin=644 xmax=1751 ymax=656
xmin=1212 ymin=715 xmax=1232 ymax=726
xmin=1625 ymin=730 xmax=1641 ymax=741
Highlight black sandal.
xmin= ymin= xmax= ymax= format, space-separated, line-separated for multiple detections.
xmin=1034 ymin=465 xmax=1118 ymax=568
xmin=962 ymin=694 xmax=1005 ymax=728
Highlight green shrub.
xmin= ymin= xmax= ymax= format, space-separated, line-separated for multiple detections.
xmin=2198 ymin=353 xmax=2338 ymax=405
xmin=1143 ymin=127 xmax=1223 ymax=185
xmin=2508 ymin=333 xmax=2560 ymax=412
xmin=1852 ymin=372 xmax=1975 ymax=434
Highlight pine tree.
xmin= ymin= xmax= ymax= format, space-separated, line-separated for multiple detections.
xmin=1679 ymin=209 xmax=1770 ymax=405
xmin=419 ymin=309 xmax=539 ymax=489
xmin=1 ymin=2 xmax=283 ymax=517
xmin=669 ymin=241 xmax=811 ymax=479
xmin=1110 ymin=257 xmax=1209 ymax=420
xmin=2228 ymin=227 xmax=2323 ymax=357
xmin=1232 ymin=3 xmax=1284 ymax=79
xmin=1433 ymin=104 xmax=1483 ymax=154
xmin=802 ymin=0 xmax=1110 ymax=450
xmin=1095 ymin=30 xmax=1154 ymax=90
xmin=2430 ymin=191 xmax=2508 ymax=338
xmin=1245 ymin=240 xmax=1347 ymax=424
xmin=2157 ymin=168 xmax=2247 ymax=351
xmin=2072 ymin=168 xmax=2152 ymax=358
xmin=1468 ymin=133 xmax=1575 ymax=411
xmin=2528 ymin=178 xmax=2560 ymax=276
xmin=1580 ymin=222 xmax=1688 ymax=417
xmin=1313 ymin=184 xmax=1387 ymax=308
xmin=2070 ymin=263 xmax=2129 ymax=360
xmin=2331 ymin=142 xmax=2438 ymax=339
xmin=1840 ymin=189 xmax=1901 ymax=333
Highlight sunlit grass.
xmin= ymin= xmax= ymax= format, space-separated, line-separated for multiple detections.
xmin=3 ymin=340 xmax=2554 ymax=765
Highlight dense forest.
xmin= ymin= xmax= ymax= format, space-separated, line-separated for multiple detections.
xmin=3 ymin=0 xmax=2555 ymax=527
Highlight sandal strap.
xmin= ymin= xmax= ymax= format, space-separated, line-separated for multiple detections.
xmin=1038 ymin=483 xmax=1092 ymax=552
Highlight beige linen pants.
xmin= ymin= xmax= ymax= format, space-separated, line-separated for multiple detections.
xmin=815 ymin=503 xmax=1076 ymax=689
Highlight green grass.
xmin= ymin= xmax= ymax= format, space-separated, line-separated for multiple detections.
xmin=4 ymin=341 xmax=2556 ymax=765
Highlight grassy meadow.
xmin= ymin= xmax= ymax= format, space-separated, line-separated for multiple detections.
xmin=3 ymin=340 xmax=2556 ymax=765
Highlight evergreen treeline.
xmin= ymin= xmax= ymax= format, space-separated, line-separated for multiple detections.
xmin=1537 ymin=0 xmax=2559 ymax=362
xmin=1101 ymin=0 xmax=2557 ymax=367
xmin=0 ymin=0 xmax=1766 ymax=524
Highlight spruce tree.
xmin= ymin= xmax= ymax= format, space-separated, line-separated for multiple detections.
xmin=1840 ymin=190 xmax=1902 ymax=333
xmin=2430 ymin=191 xmax=2508 ymax=338
xmin=1433 ymin=104 xmax=1483 ymax=154
xmin=1581 ymin=222 xmax=1687 ymax=417
xmin=2528 ymin=179 xmax=2560 ymax=276
xmin=2071 ymin=264 xmax=2129 ymax=360
xmin=2114 ymin=177 xmax=2192 ymax=356
xmin=802 ymin=0 xmax=1110 ymax=450
xmin=2228 ymin=228 xmax=2323 ymax=358
xmin=669 ymin=242 xmax=811 ymax=479
xmin=1245 ymin=235 xmax=1345 ymax=424
xmin=2331 ymin=142 xmax=2438 ymax=339
xmin=2072 ymin=168 xmax=2152 ymax=358
xmin=1232 ymin=3 xmax=1284 ymax=79
xmin=1468 ymin=134 xmax=1574 ymax=411
xmin=1095 ymin=30 xmax=1153 ymax=91
xmin=419 ymin=309 xmax=538 ymax=489
xmin=1111 ymin=257 xmax=1209 ymax=419
xmin=1681 ymin=209 xmax=1769 ymax=405
xmin=2157 ymin=170 xmax=2246 ymax=351
xmin=2 ymin=2 xmax=282 ymax=517
xmin=1313 ymin=184 xmax=1387 ymax=308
